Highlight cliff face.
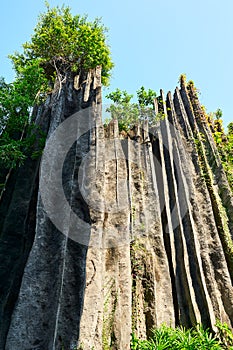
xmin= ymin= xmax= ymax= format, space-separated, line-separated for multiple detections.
xmin=0 ymin=68 xmax=101 ymax=349
xmin=79 ymin=84 xmax=233 ymax=349
xmin=0 ymin=70 xmax=233 ymax=350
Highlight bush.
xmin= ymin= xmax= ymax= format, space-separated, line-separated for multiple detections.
xmin=131 ymin=323 xmax=233 ymax=349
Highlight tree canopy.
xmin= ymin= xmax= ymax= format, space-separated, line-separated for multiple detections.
xmin=20 ymin=3 xmax=113 ymax=85
xmin=105 ymin=87 xmax=157 ymax=131
xmin=0 ymin=3 xmax=114 ymax=173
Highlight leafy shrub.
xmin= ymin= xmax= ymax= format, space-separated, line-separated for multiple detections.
xmin=131 ymin=323 xmax=232 ymax=349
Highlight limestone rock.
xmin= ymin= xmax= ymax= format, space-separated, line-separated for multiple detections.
xmin=0 ymin=74 xmax=233 ymax=350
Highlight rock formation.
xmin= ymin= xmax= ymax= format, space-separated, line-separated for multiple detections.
xmin=0 ymin=69 xmax=233 ymax=349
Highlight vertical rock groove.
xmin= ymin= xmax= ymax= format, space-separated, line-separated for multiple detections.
xmin=0 ymin=75 xmax=232 ymax=349
xmin=2 ymin=68 xmax=102 ymax=350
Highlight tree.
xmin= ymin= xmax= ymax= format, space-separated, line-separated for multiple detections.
xmin=136 ymin=86 xmax=156 ymax=107
xmin=105 ymin=89 xmax=138 ymax=130
xmin=20 ymin=3 xmax=113 ymax=86
xmin=105 ymin=87 xmax=157 ymax=131
xmin=0 ymin=3 xmax=114 ymax=171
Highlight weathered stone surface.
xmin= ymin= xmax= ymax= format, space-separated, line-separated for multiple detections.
xmin=2 ymin=69 xmax=101 ymax=350
xmin=78 ymin=86 xmax=233 ymax=348
xmin=0 ymin=73 xmax=233 ymax=350
xmin=0 ymin=98 xmax=52 ymax=349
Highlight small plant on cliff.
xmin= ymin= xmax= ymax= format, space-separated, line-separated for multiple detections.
xmin=220 ymin=123 xmax=233 ymax=191
xmin=178 ymin=73 xmax=187 ymax=86
xmin=208 ymin=109 xmax=233 ymax=191
xmin=186 ymin=78 xmax=233 ymax=192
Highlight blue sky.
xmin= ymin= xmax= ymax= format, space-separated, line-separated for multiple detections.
xmin=1 ymin=0 xmax=233 ymax=128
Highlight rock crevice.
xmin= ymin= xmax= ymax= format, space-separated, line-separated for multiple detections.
xmin=0 ymin=74 xmax=232 ymax=349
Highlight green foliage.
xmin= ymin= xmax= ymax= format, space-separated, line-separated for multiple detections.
xmin=186 ymin=79 xmax=201 ymax=97
xmin=215 ymin=108 xmax=223 ymax=119
xmin=205 ymin=108 xmax=233 ymax=191
xmin=106 ymin=88 xmax=133 ymax=104
xmin=215 ymin=320 xmax=233 ymax=348
xmin=136 ymin=86 xmax=156 ymax=107
xmin=131 ymin=323 xmax=230 ymax=349
xmin=0 ymin=3 xmax=114 ymax=171
xmin=0 ymin=58 xmax=47 ymax=170
xmin=0 ymin=77 xmax=31 ymax=169
xmin=21 ymin=3 xmax=113 ymax=85
xmin=221 ymin=126 xmax=233 ymax=190
xmin=211 ymin=117 xmax=233 ymax=191
xmin=0 ymin=140 xmax=26 ymax=168
xmin=179 ymin=73 xmax=187 ymax=85
xmin=106 ymin=87 xmax=157 ymax=131
xmin=227 ymin=122 xmax=233 ymax=135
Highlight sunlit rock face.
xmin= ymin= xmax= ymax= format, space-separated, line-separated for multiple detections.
xmin=1 ymin=70 xmax=233 ymax=350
